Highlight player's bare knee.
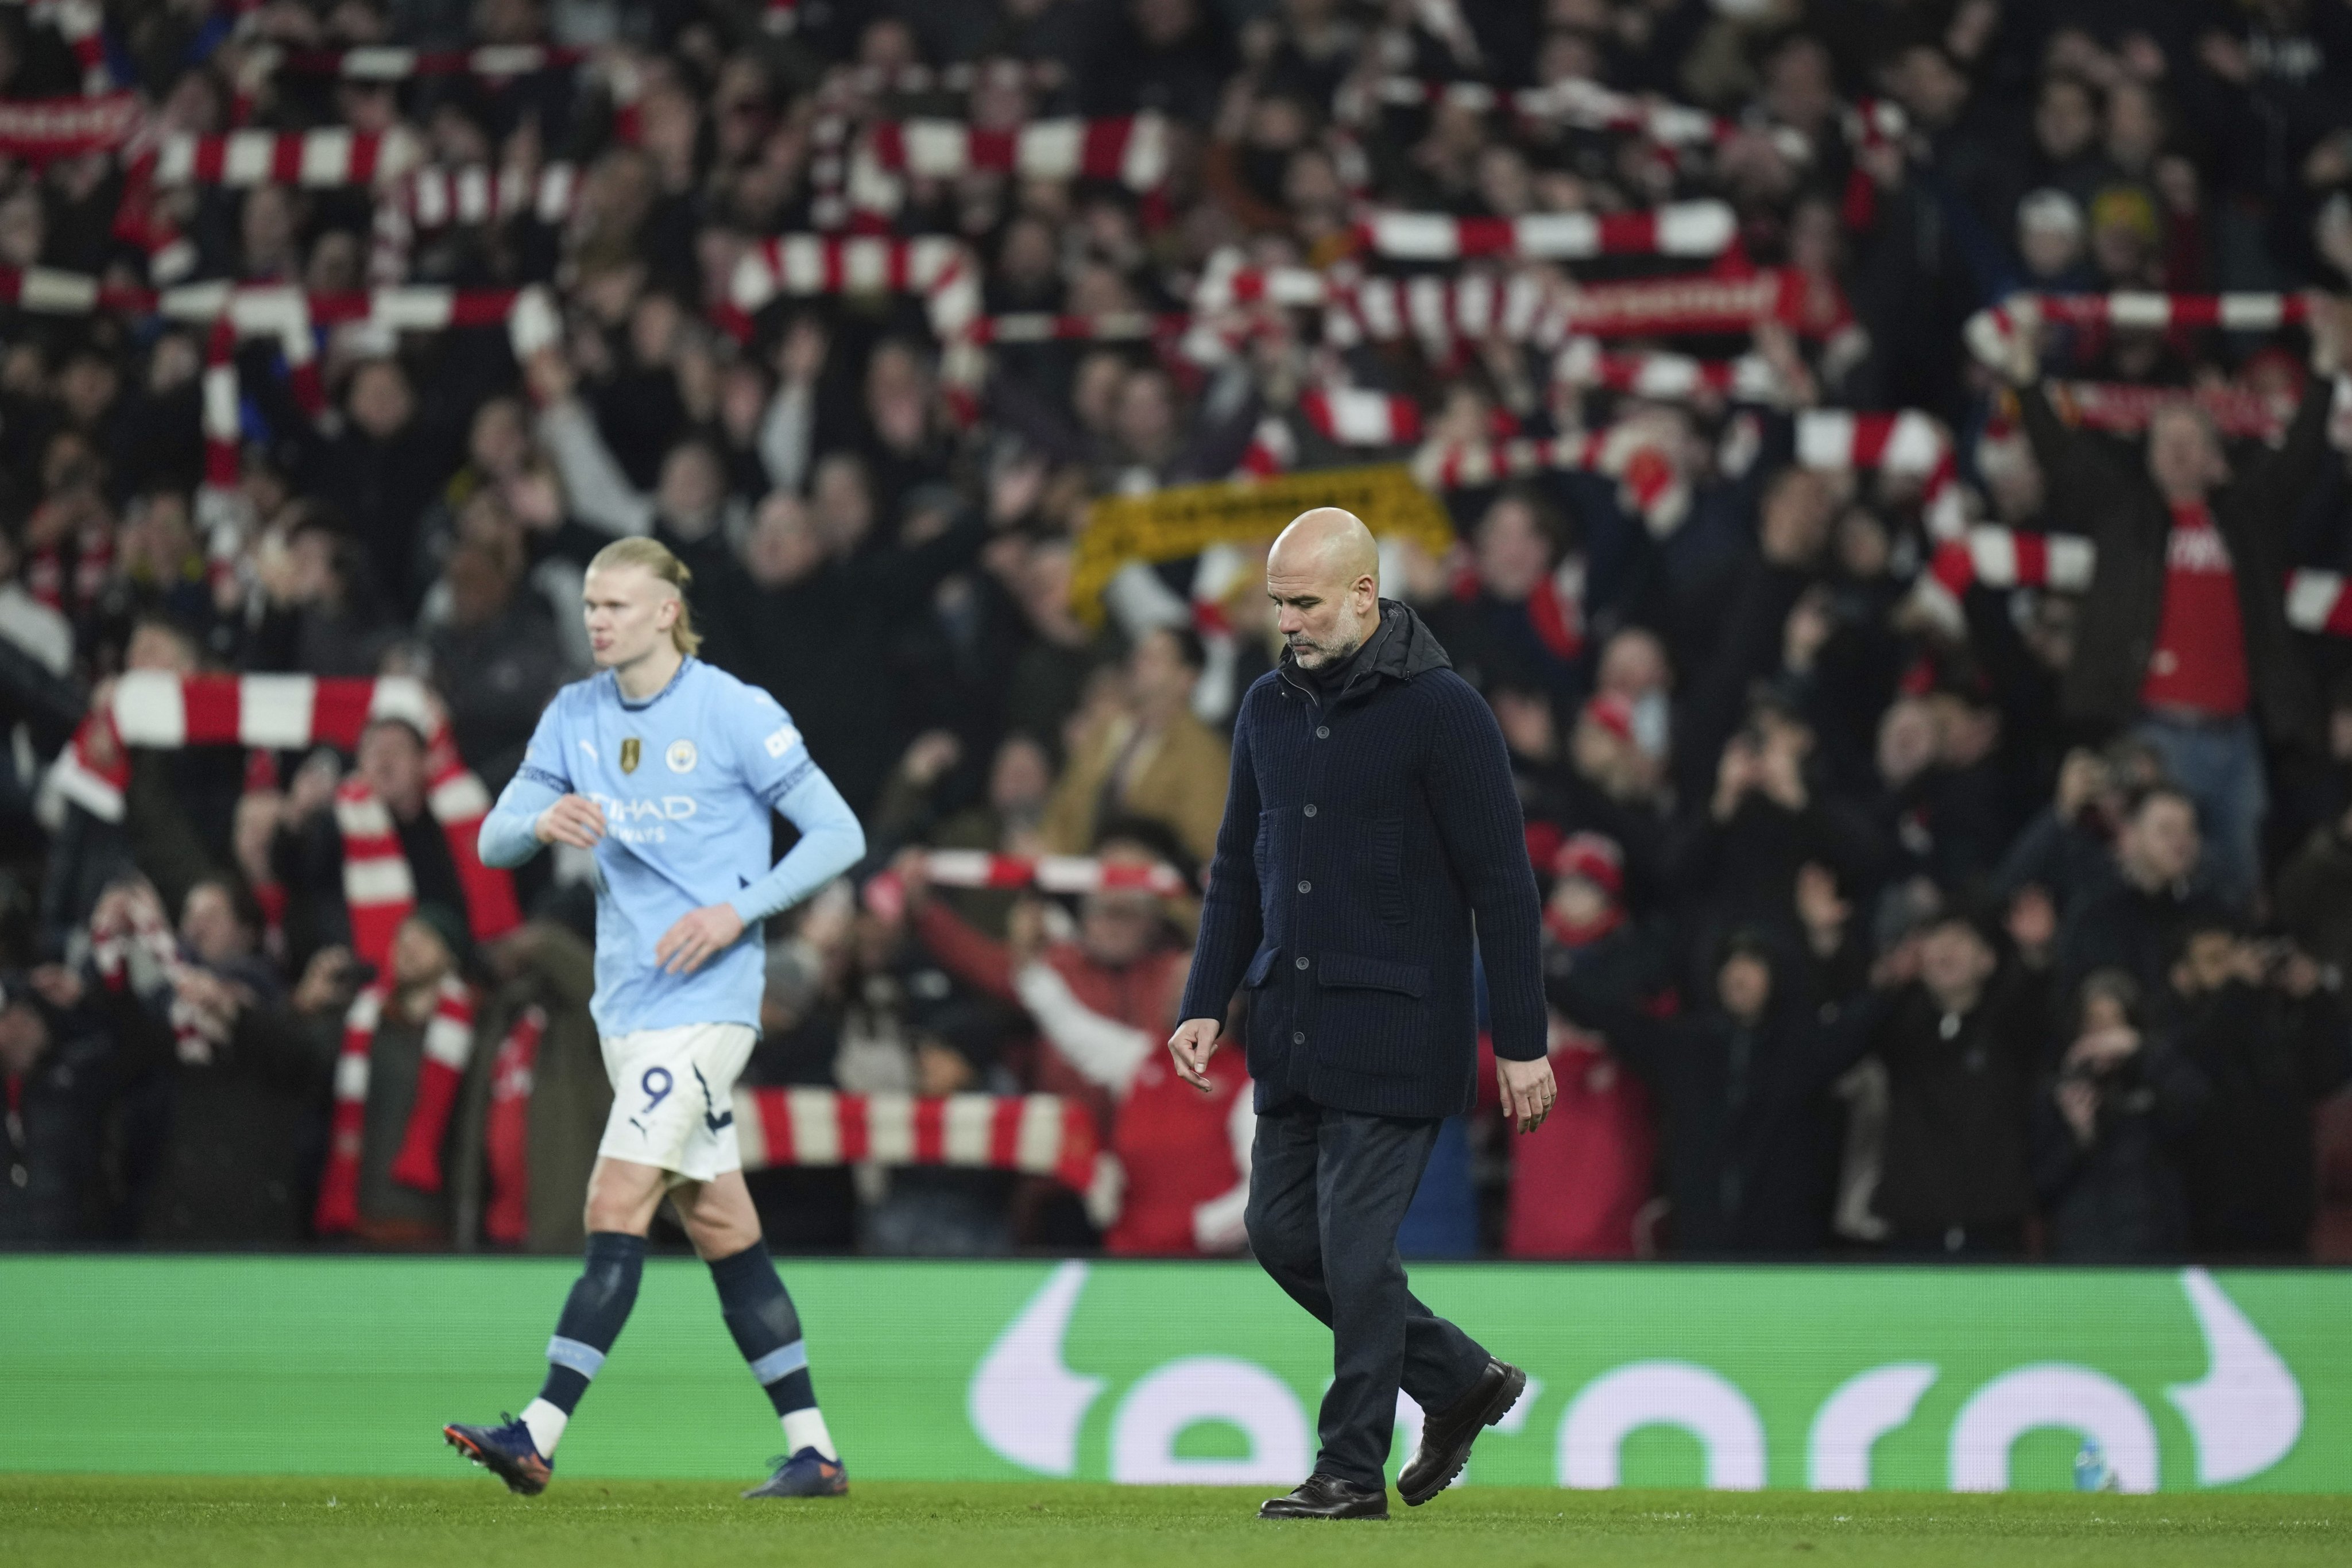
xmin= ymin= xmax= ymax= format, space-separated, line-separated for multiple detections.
xmin=582 ymin=1193 xmax=639 ymax=1235
xmin=582 ymin=1163 xmax=658 ymax=1236
xmin=682 ymin=1217 xmax=742 ymax=1260
xmin=679 ymin=1199 xmax=760 ymax=1260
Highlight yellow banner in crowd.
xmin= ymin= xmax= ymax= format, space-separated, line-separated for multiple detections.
xmin=1071 ymin=465 xmax=1456 ymax=625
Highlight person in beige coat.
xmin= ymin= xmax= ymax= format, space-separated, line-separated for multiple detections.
xmin=1042 ymin=626 xmax=1230 ymax=865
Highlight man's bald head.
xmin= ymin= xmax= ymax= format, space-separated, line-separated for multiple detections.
xmin=1269 ymin=507 xmax=1379 ymax=587
xmin=1266 ymin=507 xmax=1383 ymax=669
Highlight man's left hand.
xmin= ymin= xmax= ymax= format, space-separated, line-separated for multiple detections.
xmin=1498 ymin=1054 xmax=1558 ymax=1135
xmin=656 ymin=903 xmax=746 ymax=975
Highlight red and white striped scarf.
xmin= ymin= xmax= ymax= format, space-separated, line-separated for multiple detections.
xmin=1412 ymin=423 xmax=1687 ymax=533
xmin=1987 ymin=381 xmax=2299 ymax=442
xmin=1914 ymin=524 xmax=2352 ymax=638
xmin=1236 ymin=415 xmax=1296 ymax=477
xmin=261 ymin=42 xmax=592 ymax=80
xmin=1244 ymin=390 xmax=1525 ymax=467
xmin=919 ymin=851 xmax=1191 ymax=896
xmin=481 ymin=1005 xmax=545 ymax=1246
xmin=858 ymin=851 xmax=1194 ymax=928
xmin=22 ymin=513 xmax=113 ymax=615
xmin=1554 ymin=338 xmax=1788 ymax=404
xmin=1963 ymin=291 xmax=2312 ymax=374
xmin=144 ymin=127 xmax=424 ymax=189
xmin=1796 ymin=409 xmax=1964 ymax=540
xmin=855 ymin=113 xmax=1170 ymax=185
xmin=1194 ymin=257 xmax=1831 ymax=348
xmin=1353 ymin=200 xmax=1735 ymax=262
xmin=0 ymin=90 xmax=139 ymax=162
xmin=314 ymin=975 xmax=476 ymax=1236
xmin=737 ymin=1086 xmax=1107 ymax=1199
xmin=194 ymin=282 xmax=562 ymax=489
xmin=721 ymin=235 xmax=984 ymax=421
xmin=88 ymin=891 xmax=226 ymax=1066
xmin=331 ymin=734 xmax=519 ymax=969
xmin=841 ymin=113 xmax=1173 ymax=230
xmin=44 ymin=702 xmax=129 ymax=824
xmin=42 ymin=675 xmax=519 ymax=965
xmin=1300 ymin=386 xmax=1423 ymax=447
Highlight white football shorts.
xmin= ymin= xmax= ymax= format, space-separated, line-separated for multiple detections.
xmin=597 ymin=1023 xmax=759 ymax=1185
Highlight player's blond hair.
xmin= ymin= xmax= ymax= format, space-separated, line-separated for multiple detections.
xmin=587 ymin=536 xmax=702 ymax=655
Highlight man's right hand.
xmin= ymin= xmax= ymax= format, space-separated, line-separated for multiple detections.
xmin=1167 ymin=1017 xmax=1223 ymax=1092
xmin=535 ymin=795 xmax=608 ymax=849
xmin=291 ymin=946 xmax=355 ymax=1015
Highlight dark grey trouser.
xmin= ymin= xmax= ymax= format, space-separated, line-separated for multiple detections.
xmin=1244 ymin=1100 xmax=1491 ymax=1489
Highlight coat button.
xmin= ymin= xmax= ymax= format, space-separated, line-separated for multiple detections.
xmin=1292 ymin=1031 xmax=1306 ymax=1044
xmin=1316 ymin=725 xmax=1330 ymax=738
xmin=1297 ymin=880 xmax=1312 ymax=893
xmin=1303 ymin=804 xmax=1317 ymax=816
xmin=1295 ymin=954 xmax=1310 ymax=969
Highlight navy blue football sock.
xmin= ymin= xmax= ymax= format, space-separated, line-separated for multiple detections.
xmin=536 ymin=1230 xmax=647 ymax=1415
xmin=709 ymin=1241 xmax=818 ymax=1417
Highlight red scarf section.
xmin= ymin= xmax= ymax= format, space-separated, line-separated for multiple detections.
xmin=314 ymin=977 xmax=476 ymax=1236
xmin=482 ymin=1005 xmax=546 ymax=1246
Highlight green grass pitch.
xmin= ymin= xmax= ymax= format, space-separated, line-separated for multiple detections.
xmin=2 ymin=1478 xmax=2343 ymax=1568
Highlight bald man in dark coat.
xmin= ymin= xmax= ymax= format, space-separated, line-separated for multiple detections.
xmin=1171 ymin=509 xmax=1554 ymax=1520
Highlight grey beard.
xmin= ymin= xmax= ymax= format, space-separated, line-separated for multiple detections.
xmin=1299 ymin=626 xmax=1366 ymax=666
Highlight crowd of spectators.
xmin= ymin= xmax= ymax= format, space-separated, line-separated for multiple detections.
xmin=4 ymin=0 xmax=2352 ymax=1263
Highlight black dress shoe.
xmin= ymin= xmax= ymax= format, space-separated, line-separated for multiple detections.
xmin=1398 ymin=1358 xmax=1527 ymax=1506
xmin=1258 ymin=1473 xmax=1389 ymax=1520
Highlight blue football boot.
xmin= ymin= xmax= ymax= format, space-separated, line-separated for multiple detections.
xmin=741 ymin=1447 xmax=849 ymax=1499
xmin=443 ymin=1414 xmax=554 ymax=1496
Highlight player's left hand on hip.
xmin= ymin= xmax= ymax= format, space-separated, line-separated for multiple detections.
xmin=1497 ymin=1054 xmax=1558 ymax=1135
xmin=656 ymin=903 xmax=746 ymax=974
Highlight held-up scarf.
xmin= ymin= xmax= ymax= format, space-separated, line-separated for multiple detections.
xmin=330 ymin=733 xmax=519 ymax=968
xmin=42 ymin=675 xmax=520 ymax=966
xmin=314 ymin=976 xmax=475 ymax=1236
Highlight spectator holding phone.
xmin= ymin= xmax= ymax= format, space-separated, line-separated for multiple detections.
xmin=2033 ymin=970 xmax=2209 ymax=1261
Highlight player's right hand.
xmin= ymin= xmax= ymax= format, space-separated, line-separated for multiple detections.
xmin=535 ymin=794 xmax=608 ymax=849
xmin=1167 ymin=1017 xmax=1223 ymax=1093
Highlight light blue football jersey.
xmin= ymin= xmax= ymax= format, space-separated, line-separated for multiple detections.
xmin=491 ymin=657 xmax=849 ymax=1037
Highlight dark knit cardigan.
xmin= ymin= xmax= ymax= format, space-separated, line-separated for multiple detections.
xmin=1179 ymin=601 xmax=1546 ymax=1119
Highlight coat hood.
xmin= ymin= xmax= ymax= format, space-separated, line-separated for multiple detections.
xmin=1279 ymin=598 xmax=1453 ymax=697
xmin=1367 ymin=597 xmax=1454 ymax=682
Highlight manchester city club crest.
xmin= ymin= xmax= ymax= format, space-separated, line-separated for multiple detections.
xmin=667 ymin=739 xmax=697 ymax=773
xmin=620 ymin=737 xmax=641 ymax=773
